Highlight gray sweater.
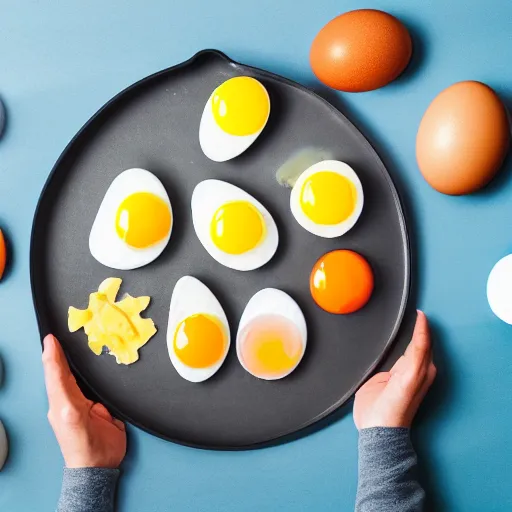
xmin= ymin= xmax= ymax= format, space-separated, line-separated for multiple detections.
xmin=57 ymin=428 xmax=424 ymax=512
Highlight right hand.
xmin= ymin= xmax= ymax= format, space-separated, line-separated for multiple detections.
xmin=353 ymin=310 xmax=436 ymax=430
xmin=42 ymin=334 xmax=127 ymax=468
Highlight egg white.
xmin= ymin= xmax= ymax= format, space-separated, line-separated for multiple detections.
xmin=487 ymin=254 xmax=512 ymax=324
xmin=191 ymin=180 xmax=279 ymax=271
xmin=167 ymin=276 xmax=230 ymax=382
xmin=236 ymin=288 xmax=307 ymax=380
xmin=198 ymin=77 xmax=270 ymax=162
xmin=290 ymin=160 xmax=364 ymax=238
xmin=89 ymin=168 xmax=172 ymax=270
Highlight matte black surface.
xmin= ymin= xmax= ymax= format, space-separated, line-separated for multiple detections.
xmin=31 ymin=50 xmax=410 ymax=449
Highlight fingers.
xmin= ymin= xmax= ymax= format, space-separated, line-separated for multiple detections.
xmin=386 ymin=313 xmax=433 ymax=400
xmin=91 ymin=403 xmax=112 ymax=421
xmin=113 ymin=419 xmax=126 ymax=432
xmin=42 ymin=334 xmax=82 ymax=412
xmin=427 ymin=362 xmax=437 ymax=387
xmin=405 ymin=311 xmax=432 ymax=371
xmin=42 ymin=334 xmax=72 ymax=379
xmin=390 ymin=356 xmax=406 ymax=375
xmin=91 ymin=403 xmax=126 ymax=432
xmin=408 ymin=362 xmax=437 ymax=416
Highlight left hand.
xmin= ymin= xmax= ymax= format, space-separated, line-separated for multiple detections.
xmin=353 ymin=310 xmax=436 ymax=430
xmin=42 ymin=334 xmax=127 ymax=468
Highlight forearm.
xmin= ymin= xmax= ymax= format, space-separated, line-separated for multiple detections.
xmin=356 ymin=427 xmax=425 ymax=512
xmin=57 ymin=468 xmax=119 ymax=512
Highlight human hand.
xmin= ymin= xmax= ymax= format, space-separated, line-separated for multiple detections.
xmin=42 ymin=334 xmax=126 ymax=468
xmin=354 ymin=311 xmax=436 ymax=430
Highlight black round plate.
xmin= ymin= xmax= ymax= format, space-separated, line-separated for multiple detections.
xmin=31 ymin=50 xmax=409 ymax=449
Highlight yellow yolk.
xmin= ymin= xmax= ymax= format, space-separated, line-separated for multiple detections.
xmin=210 ymin=200 xmax=265 ymax=255
xmin=115 ymin=192 xmax=172 ymax=249
xmin=300 ymin=171 xmax=357 ymax=225
xmin=239 ymin=314 xmax=304 ymax=379
xmin=68 ymin=278 xmax=156 ymax=365
xmin=173 ymin=313 xmax=226 ymax=368
xmin=212 ymin=76 xmax=269 ymax=136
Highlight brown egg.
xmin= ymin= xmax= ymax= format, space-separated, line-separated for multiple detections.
xmin=417 ymin=81 xmax=510 ymax=195
xmin=310 ymin=9 xmax=412 ymax=92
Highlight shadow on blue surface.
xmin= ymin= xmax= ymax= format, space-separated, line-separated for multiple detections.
xmin=414 ymin=320 xmax=457 ymax=512
xmin=387 ymin=14 xmax=430 ymax=90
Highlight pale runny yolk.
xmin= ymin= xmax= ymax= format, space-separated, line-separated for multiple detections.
xmin=239 ymin=314 xmax=303 ymax=379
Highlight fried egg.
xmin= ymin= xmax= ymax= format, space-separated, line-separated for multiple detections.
xmin=290 ymin=160 xmax=363 ymax=238
xmin=89 ymin=168 xmax=172 ymax=270
xmin=199 ymin=76 xmax=270 ymax=162
xmin=237 ymin=288 xmax=307 ymax=380
xmin=191 ymin=180 xmax=278 ymax=271
xmin=167 ymin=276 xmax=230 ymax=382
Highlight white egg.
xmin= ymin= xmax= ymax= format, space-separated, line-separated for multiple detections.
xmin=191 ymin=180 xmax=278 ymax=271
xmin=290 ymin=160 xmax=363 ymax=238
xmin=236 ymin=288 xmax=307 ymax=380
xmin=487 ymin=254 xmax=512 ymax=324
xmin=0 ymin=420 xmax=7 ymax=471
xmin=89 ymin=168 xmax=173 ymax=270
xmin=167 ymin=276 xmax=230 ymax=382
xmin=199 ymin=76 xmax=270 ymax=162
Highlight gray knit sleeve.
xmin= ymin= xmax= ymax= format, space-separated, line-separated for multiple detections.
xmin=57 ymin=468 xmax=119 ymax=512
xmin=356 ymin=427 xmax=425 ymax=512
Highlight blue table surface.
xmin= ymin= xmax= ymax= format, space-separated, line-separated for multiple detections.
xmin=1 ymin=0 xmax=512 ymax=510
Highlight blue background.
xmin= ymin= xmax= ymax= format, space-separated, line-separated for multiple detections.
xmin=1 ymin=0 xmax=512 ymax=510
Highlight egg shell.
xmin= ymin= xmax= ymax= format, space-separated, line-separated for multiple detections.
xmin=199 ymin=78 xmax=270 ymax=162
xmin=89 ymin=168 xmax=173 ymax=270
xmin=417 ymin=81 xmax=510 ymax=195
xmin=0 ymin=420 xmax=8 ymax=471
xmin=310 ymin=9 xmax=412 ymax=92
xmin=290 ymin=160 xmax=363 ymax=238
xmin=167 ymin=276 xmax=230 ymax=383
xmin=487 ymin=254 xmax=512 ymax=324
xmin=191 ymin=180 xmax=279 ymax=271
xmin=236 ymin=288 xmax=307 ymax=381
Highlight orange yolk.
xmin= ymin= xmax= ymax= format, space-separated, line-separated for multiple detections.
xmin=310 ymin=250 xmax=374 ymax=314
xmin=238 ymin=314 xmax=303 ymax=379
xmin=173 ymin=313 xmax=227 ymax=368
xmin=115 ymin=192 xmax=172 ymax=249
